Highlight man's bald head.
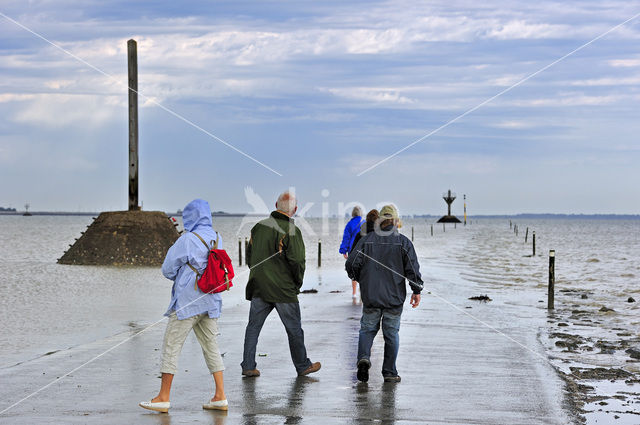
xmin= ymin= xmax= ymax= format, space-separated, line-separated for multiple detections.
xmin=276 ymin=191 xmax=297 ymax=216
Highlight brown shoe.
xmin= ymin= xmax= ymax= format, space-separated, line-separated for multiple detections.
xmin=298 ymin=362 xmax=321 ymax=376
xmin=242 ymin=369 xmax=260 ymax=377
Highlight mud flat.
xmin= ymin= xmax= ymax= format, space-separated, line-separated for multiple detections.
xmin=543 ymin=299 xmax=640 ymax=424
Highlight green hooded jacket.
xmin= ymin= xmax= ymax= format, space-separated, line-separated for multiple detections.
xmin=245 ymin=211 xmax=306 ymax=303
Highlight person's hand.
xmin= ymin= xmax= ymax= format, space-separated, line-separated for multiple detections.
xmin=410 ymin=294 xmax=421 ymax=308
xmin=343 ymin=253 xmax=348 ymax=259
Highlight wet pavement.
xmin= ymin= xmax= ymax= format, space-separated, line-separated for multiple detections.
xmin=0 ymin=266 xmax=572 ymax=424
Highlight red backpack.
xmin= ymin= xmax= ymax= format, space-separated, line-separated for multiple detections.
xmin=187 ymin=232 xmax=234 ymax=293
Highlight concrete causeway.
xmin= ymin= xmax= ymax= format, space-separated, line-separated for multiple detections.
xmin=0 ymin=263 xmax=572 ymax=425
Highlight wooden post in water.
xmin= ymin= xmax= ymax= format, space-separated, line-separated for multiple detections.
xmin=430 ymin=224 xmax=433 ymax=236
xmin=318 ymin=239 xmax=322 ymax=267
xmin=127 ymin=39 xmax=139 ymax=211
xmin=532 ymin=231 xmax=536 ymax=256
xmin=454 ymin=222 xmax=457 ymax=229
xmin=525 ymin=227 xmax=529 ymax=243
xmin=548 ymin=250 xmax=555 ymax=309
xmin=238 ymin=238 xmax=242 ymax=266
xmin=411 ymin=226 xmax=414 ymax=241
xmin=244 ymin=237 xmax=249 ymax=266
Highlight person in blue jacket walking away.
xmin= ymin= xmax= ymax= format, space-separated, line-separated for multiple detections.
xmin=139 ymin=199 xmax=228 ymax=413
xmin=340 ymin=206 xmax=364 ymax=301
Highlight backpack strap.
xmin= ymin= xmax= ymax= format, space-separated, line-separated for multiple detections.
xmin=191 ymin=231 xmax=209 ymax=249
xmin=192 ymin=231 xmax=219 ymax=250
xmin=187 ymin=262 xmax=200 ymax=291
xmin=187 ymin=263 xmax=200 ymax=277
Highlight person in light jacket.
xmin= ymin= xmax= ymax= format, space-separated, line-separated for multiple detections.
xmin=139 ymin=199 xmax=227 ymax=413
xmin=340 ymin=206 xmax=364 ymax=300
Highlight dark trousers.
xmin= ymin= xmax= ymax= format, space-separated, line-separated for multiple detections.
xmin=357 ymin=307 xmax=402 ymax=377
xmin=241 ymin=297 xmax=312 ymax=373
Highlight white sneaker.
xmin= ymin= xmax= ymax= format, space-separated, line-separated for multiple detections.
xmin=203 ymin=399 xmax=228 ymax=411
xmin=139 ymin=400 xmax=170 ymax=413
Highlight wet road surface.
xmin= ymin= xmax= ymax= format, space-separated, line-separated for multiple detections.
xmin=0 ymin=267 xmax=571 ymax=424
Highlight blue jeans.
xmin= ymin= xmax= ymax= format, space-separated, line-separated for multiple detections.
xmin=357 ymin=307 xmax=402 ymax=377
xmin=241 ymin=297 xmax=312 ymax=373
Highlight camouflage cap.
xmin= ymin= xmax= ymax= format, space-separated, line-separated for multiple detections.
xmin=379 ymin=204 xmax=399 ymax=220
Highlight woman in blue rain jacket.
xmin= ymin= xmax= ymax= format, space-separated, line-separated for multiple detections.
xmin=339 ymin=206 xmax=364 ymax=300
xmin=139 ymin=199 xmax=228 ymax=413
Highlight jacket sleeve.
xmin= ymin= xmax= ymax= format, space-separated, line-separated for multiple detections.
xmin=339 ymin=218 xmax=356 ymax=254
xmin=349 ymin=232 xmax=361 ymax=254
xmin=284 ymin=228 xmax=306 ymax=288
xmin=402 ymin=239 xmax=424 ymax=294
xmin=246 ymin=232 xmax=253 ymax=268
xmin=162 ymin=235 xmax=190 ymax=281
xmin=345 ymin=238 xmax=365 ymax=280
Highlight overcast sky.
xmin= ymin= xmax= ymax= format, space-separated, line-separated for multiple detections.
xmin=1 ymin=1 xmax=639 ymax=215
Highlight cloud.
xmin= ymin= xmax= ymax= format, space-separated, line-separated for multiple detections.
xmin=491 ymin=120 xmax=537 ymax=129
xmin=344 ymin=151 xmax=500 ymax=177
xmin=569 ymin=76 xmax=640 ymax=86
xmin=487 ymin=74 xmax=527 ymax=86
xmin=512 ymin=93 xmax=629 ymax=107
xmin=323 ymin=87 xmax=416 ymax=105
xmin=0 ymin=93 xmax=36 ymax=103
xmin=608 ymin=58 xmax=640 ymax=67
xmin=11 ymin=93 xmax=124 ymax=127
xmin=485 ymin=20 xmax=573 ymax=40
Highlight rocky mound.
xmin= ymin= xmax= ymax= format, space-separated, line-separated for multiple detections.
xmin=58 ymin=210 xmax=179 ymax=266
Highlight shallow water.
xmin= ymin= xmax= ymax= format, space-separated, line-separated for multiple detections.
xmin=0 ymin=215 xmax=638 ymax=422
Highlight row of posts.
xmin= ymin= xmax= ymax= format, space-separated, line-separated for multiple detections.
xmin=238 ymin=237 xmax=322 ymax=266
xmin=510 ymin=221 xmax=554 ymax=309
xmin=409 ymin=222 xmax=465 ymax=241
xmin=510 ymin=220 xmax=536 ymax=256
xmin=236 ymin=222 xmax=462 ymax=268
xmin=236 ymin=222 xmax=556 ymax=310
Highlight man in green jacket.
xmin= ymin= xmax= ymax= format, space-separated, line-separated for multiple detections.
xmin=241 ymin=190 xmax=321 ymax=377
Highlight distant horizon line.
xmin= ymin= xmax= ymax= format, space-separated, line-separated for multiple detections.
xmin=1 ymin=211 xmax=639 ymax=219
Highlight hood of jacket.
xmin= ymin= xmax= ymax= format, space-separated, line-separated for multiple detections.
xmin=183 ymin=199 xmax=213 ymax=232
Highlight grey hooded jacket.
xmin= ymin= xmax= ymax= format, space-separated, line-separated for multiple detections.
xmin=345 ymin=225 xmax=423 ymax=309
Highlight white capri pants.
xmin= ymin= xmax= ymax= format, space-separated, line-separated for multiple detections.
xmin=160 ymin=312 xmax=225 ymax=375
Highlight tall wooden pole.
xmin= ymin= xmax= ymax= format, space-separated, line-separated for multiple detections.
xmin=128 ymin=39 xmax=139 ymax=211
xmin=548 ymin=250 xmax=555 ymax=309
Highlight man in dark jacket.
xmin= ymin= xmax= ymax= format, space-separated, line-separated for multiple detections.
xmin=345 ymin=204 xmax=423 ymax=383
xmin=241 ymin=191 xmax=321 ymax=377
